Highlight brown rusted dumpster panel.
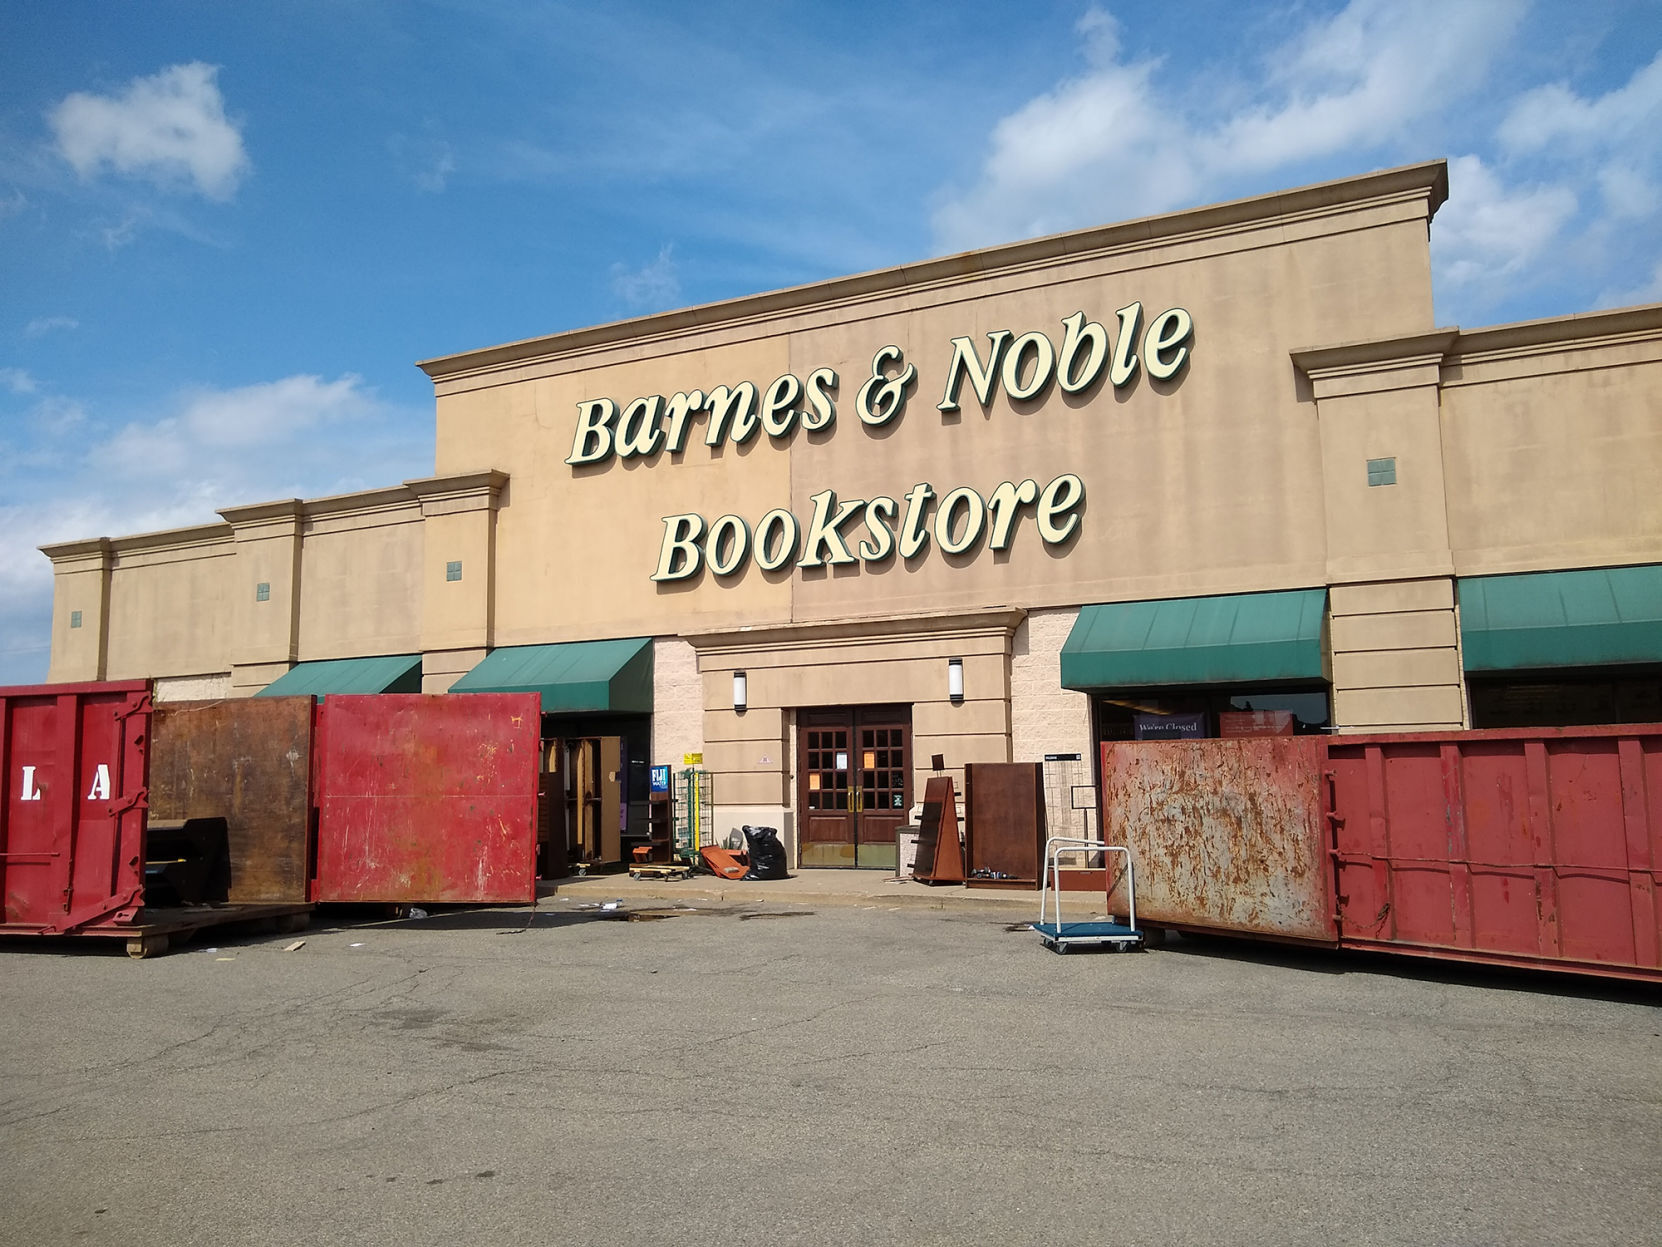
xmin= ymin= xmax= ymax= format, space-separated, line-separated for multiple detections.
xmin=1329 ymin=726 xmax=1662 ymax=981
xmin=149 ymin=697 xmax=314 ymax=904
xmin=1099 ymin=736 xmax=1335 ymax=942
xmin=0 ymin=680 xmax=153 ymax=933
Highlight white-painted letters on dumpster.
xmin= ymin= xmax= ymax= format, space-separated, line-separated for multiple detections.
xmin=19 ymin=765 xmax=42 ymax=801
xmin=86 ymin=764 xmax=110 ymax=801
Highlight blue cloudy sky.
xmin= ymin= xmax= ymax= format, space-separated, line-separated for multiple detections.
xmin=2 ymin=0 xmax=1659 ymax=683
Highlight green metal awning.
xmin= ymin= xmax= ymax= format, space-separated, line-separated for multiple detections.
xmin=1458 ymin=565 xmax=1662 ymax=672
xmin=256 ymin=654 xmax=423 ymax=698
xmin=450 ymin=637 xmax=654 ymax=714
xmin=1061 ymin=589 xmax=1327 ymax=690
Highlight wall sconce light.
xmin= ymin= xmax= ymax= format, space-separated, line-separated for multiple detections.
xmin=733 ymin=669 xmax=748 ymax=712
xmin=948 ymin=658 xmax=964 ymax=704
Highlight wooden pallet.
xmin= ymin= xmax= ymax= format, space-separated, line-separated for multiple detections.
xmin=0 ymin=903 xmax=314 ymax=959
xmin=628 ymin=863 xmax=693 ymax=880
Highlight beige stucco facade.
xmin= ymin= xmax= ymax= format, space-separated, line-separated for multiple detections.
xmin=42 ymin=160 xmax=1662 ymax=859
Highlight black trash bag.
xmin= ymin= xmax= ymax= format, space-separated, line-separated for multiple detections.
xmin=741 ymin=825 xmax=789 ymax=880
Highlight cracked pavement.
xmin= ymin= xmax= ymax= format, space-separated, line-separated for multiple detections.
xmin=2 ymin=901 xmax=1658 ymax=1247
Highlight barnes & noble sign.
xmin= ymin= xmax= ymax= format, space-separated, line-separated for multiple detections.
xmin=561 ymin=304 xmax=1193 ymax=581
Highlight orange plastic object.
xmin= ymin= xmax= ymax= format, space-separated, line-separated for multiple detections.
xmin=699 ymin=846 xmax=749 ymax=879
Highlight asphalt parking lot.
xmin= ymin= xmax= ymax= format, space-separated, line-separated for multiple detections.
xmin=2 ymin=898 xmax=1658 ymax=1247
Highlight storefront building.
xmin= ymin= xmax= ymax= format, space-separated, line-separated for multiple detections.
xmin=41 ymin=160 xmax=1662 ymax=867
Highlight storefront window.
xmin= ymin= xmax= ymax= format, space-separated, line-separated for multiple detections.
xmin=1468 ymin=670 xmax=1662 ymax=728
xmin=1094 ymin=686 xmax=1331 ymax=741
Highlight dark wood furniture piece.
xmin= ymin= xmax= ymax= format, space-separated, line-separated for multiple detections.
xmin=646 ymin=789 xmax=674 ymax=863
xmin=964 ymin=762 xmax=1046 ymax=889
xmin=911 ymin=776 xmax=965 ymax=884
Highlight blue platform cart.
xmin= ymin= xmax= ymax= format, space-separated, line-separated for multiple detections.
xmin=1032 ymin=836 xmax=1144 ymax=953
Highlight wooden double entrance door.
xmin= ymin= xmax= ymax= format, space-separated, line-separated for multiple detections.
xmin=797 ymin=705 xmax=912 ymax=869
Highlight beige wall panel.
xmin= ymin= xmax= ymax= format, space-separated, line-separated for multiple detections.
xmin=421 ymin=647 xmax=487 ymax=694
xmin=419 ymin=510 xmax=492 ymax=652
xmin=1330 ymin=610 xmax=1457 ymax=653
xmin=1315 ymin=387 xmax=1453 ymax=580
xmin=47 ymin=566 xmax=109 ymax=683
xmin=228 ymin=533 xmax=300 ymax=667
xmin=652 ymin=637 xmax=703 ymax=766
xmin=709 ymin=769 xmax=789 ymax=807
xmin=106 ymin=550 xmax=235 ymax=678
xmin=701 ymin=738 xmax=790 ymax=776
xmin=1334 ymin=685 xmax=1464 ymax=728
xmin=702 ymin=707 xmax=786 ymax=746
xmin=1332 ymin=647 xmax=1463 ymax=691
xmin=700 ymin=653 xmax=1005 ymax=711
xmin=1010 ymin=608 xmax=1092 ymax=766
xmin=912 ymin=732 xmax=1011 ymax=775
xmin=230 ymin=660 xmax=291 ymax=697
xmin=696 ymin=631 xmax=1009 ymax=672
xmin=1442 ymin=359 xmax=1662 ymax=574
xmin=1329 ymin=578 xmax=1454 ymax=616
xmin=911 ymin=698 xmax=1010 ymax=738
xmin=1446 ymin=334 xmax=1662 ymax=387
xmin=296 ymin=523 xmax=422 ymax=660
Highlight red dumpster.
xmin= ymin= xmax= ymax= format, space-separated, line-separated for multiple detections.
xmin=1099 ymin=736 xmax=1336 ymax=943
xmin=310 ymin=692 xmax=541 ymax=905
xmin=1329 ymin=726 xmax=1662 ymax=981
xmin=1 ymin=680 xmax=152 ymax=933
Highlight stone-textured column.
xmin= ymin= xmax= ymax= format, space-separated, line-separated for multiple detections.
xmin=218 ymin=500 xmax=305 ymax=697
xmin=406 ymin=470 xmax=508 ymax=693
xmin=40 ymin=538 xmax=113 ymax=683
xmin=1294 ymin=333 xmax=1467 ymax=730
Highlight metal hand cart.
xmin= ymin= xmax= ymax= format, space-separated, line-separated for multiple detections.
xmin=1032 ymin=836 xmax=1144 ymax=953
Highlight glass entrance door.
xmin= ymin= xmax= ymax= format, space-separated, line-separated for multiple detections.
xmin=797 ymin=706 xmax=911 ymax=868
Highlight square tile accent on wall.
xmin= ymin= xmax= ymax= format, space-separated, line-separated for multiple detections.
xmin=255 ymin=581 xmax=271 ymax=601
xmin=1366 ymin=456 xmax=1397 ymax=487
xmin=446 ymin=560 xmax=463 ymax=582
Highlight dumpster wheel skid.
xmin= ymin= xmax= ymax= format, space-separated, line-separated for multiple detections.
xmin=0 ymin=903 xmax=317 ymax=959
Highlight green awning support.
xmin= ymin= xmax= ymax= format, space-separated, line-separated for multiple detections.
xmin=256 ymin=654 xmax=423 ymax=698
xmin=450 ymin=637 xmax=654 ymax=714
xmin=1060 ymin=589 xmax=1327 ymax=690
xmin=1458 ymin=564 xmax=1662 ymax=672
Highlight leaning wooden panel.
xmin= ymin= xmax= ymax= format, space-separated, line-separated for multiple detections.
xmin=149 ymin=697 xmax=315 ymax=904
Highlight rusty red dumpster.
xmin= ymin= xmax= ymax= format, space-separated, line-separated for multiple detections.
xmin=1329 ymin=726 xmax=1662 ymax=981
xmin=1 ymin=680 xmax=153 ymax=934
xmin=1099 ymin=736 xmax=1337 ymax=943
xmin=310 ymin=692 xmax=541 ymax=905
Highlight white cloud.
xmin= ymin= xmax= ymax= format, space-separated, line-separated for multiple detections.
xmin=1431 ymin=154 xmax=1578 ymax=289
xmin=933 ymin=0 xmax=1522 ymax=252
xmin=23 ymin=315 xmax=78 ymax=338
xmin=89 ymin=374 xmax=386 ymax=476
xmin=0 ymin=372 xmax=432 ymax=681
xmin=1597 ymin=164 xmax=1659 ymax=219
xmin=50 ymin=62 xmax=250 ymax=200
xmin=1596 ymin=258 xmax=1662 ymax=311
xmin=610 ymin=245 xmax=682 ymax=311
xmin=1498 ymin=51 xmax=1662 ymax=157
xmin=1 ymin=367 xmax=38 ymax=394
